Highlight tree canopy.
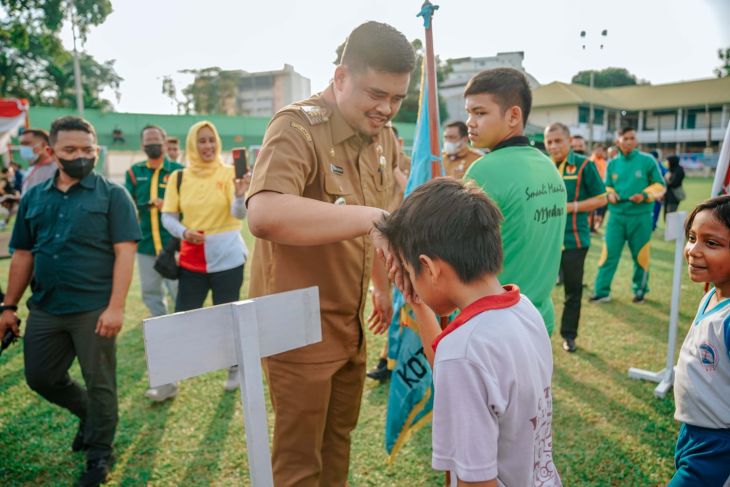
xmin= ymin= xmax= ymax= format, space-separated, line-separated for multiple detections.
xmin=0 ymin=0 xmax=121 ymax=110
xmin=571 ymin=67 xmax=649 ymax=88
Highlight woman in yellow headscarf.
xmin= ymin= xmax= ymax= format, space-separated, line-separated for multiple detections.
xmin=155 ymin=121 xmax=250 ymax=399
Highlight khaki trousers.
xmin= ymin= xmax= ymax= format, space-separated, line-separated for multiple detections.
xmin=264 ymin=346 xmax=366 ymax=487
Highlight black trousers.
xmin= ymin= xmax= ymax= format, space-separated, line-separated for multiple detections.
xmin=176 ymin=264 xmax=244 ymax=312
xmin=560 ymin=247 xmax=589 ymax=340
xmin=24 ymin=306 xmax=116 ymax=461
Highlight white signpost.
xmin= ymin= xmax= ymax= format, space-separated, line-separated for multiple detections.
xmin=143 ymin=287 xmax=321 ymax=486
xmin=628 ymin=211 xmax=687 ymax=398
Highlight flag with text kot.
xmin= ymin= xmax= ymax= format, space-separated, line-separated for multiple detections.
xmin=384 ymin=2 xmax=443 ymax=462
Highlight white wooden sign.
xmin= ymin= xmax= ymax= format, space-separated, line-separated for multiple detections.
xmin=628 ymin=211 xmax=686 ymax=398
xmin=143 ymin=286 xmax=321 ymax=486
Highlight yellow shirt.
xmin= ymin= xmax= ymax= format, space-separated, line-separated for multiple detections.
xmin=162 ymin=164 xmax=241 ymax=235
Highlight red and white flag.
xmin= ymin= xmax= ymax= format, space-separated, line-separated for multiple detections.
xmin=0 ymin=98 xmax=29 ymax=148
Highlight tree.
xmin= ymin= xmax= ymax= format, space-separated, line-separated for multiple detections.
xmin=332 ymin=38 xmax=451 ymax=124
xmin=571 ymin=67 xmax=649 ymax=88
xmin=0 ymin=0 xmax=121 ymax=109
xmin=714 ymin=46 xmax=730 ymax=78
xmin=179 ymin=68 xmax=241 ymax=115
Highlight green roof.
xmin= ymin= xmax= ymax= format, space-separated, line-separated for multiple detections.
xmin=26 ymin=107 xmax=417 ymax=150
xmin=533 ymin=77 xmax=730 ymax=111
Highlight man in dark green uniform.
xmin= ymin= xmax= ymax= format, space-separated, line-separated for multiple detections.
xmin=125 ymin=125 xmax=183 ymax=402
xmin=0 ymin=116 xmax=140 ymax=486
xmin=545 ymin=123 xmax=607 ymax=352
xmin=591 ymin=127 xmax=665 ymax=303
xmin=125 ymin=126 xmax=183 ymax=316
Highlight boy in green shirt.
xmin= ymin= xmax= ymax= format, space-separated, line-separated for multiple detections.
xmin=590 ymin=127 xmax=665 ymax=303
xmin=463 ymin=68 xmax=566 ymax=335
xmin=544 ymin=123 xmax=607 ymax=352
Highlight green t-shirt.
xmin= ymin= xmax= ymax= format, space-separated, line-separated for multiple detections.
xmin=558 ymin=151 xmax=606 ymax=249
xmin=605 ymin=150 xmax=665 ymax=215
xmin=465 ymin=139 xmax=566 ymax=335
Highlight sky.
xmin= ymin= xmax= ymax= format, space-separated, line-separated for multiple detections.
xmin=57 ymin=0 xmax=730 ymax=115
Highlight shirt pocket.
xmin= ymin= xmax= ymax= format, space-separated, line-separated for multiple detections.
xmin=23 ymin=205 xmax=47 ymax=244
xmin=324 ymin=175 xmax=354 ymax=205
xmin=72 ymin=200 xmax=109 ymax=241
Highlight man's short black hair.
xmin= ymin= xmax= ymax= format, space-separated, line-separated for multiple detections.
xmin=49 ymin=116 xmax=96 ymax=145
xmin=340 ymin=21 xmax=415 ymax=74
xmin=141 ymin=124 xmax=167 ymax=140
xmin=166 ymin=136 xmax=179 ymax=144
xmin=572 ymin=134 xmax=585 ymax=141
xmin=463 ymin=68 xmax=532 ymax=127
xmin=445 ymin=121 xmax=468 ymax=138
xmin=376 ymin=178 xmax=503 ymax=282
xmin=21 ymin=128 xmax=50 ymax=145
xmin=619 ymin=126 xmax=635 ymax=136
xmin=685 ymin=195 xmax=730 ymax=240
xmin=545 ymin=122 xmax=570 ymax=137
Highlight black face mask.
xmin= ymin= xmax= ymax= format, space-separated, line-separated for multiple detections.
xmin=144 ymin=144 xmax=163 ymax=159
xmin=59 ymin=157 xmax=96 ymax=180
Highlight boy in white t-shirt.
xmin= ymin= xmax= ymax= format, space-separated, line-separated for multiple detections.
xmin=374 ymin=178 xmax=561 ymax=486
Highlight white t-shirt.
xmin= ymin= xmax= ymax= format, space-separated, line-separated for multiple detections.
xmin=432 ymin=292 xmax=561 ymax=487
xmin=674 ymin=289 xmax=730 ymax=429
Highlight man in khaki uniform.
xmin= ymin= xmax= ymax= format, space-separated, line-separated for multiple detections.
xmin=246 ymin=21 xmax=415 ymax=487
xmin=442 ymin=120 xmax=483 ymax=179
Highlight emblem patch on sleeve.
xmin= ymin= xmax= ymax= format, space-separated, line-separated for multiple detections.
xmin=290 ymin=121 xmax=312 ymax=143
xmin=300 ymin=105 xmax=330 ymax=125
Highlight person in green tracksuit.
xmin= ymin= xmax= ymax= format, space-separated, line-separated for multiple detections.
xmin=125 ymin=125 xmax=184 ymax=319
xmin=591 ymin=127 xmax=666 ymax=304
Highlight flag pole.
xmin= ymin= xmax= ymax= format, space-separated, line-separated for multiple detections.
xmin=418 ymin=1 xmax=441 ymax=179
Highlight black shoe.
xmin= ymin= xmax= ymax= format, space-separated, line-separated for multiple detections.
xmin=72 ymin=421 xmax=86 ymax=452
xmin=632 ymin=295 xmax=645 ymax=304
xmin=366 ymin=358 xmax=391 ymax=383
xmin=562 ymin=338 xmax=577 ymax=353
xmin=78 ymin=455 xmax=114 ymax=487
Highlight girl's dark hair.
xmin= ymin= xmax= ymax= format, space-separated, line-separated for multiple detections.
xmin=684 ymin=195 xmax=730 ymax=238
xmin=667 ymin=155 xmax=680 ymax=171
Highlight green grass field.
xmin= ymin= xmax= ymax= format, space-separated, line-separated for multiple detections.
xmin=0 ymin=178 xmax=715 ymax=486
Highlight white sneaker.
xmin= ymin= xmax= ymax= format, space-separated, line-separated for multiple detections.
xmin=224 ymin=366 xmax=239 ymax=391
xmin=144 ymin=383 xmax=178 ymax=402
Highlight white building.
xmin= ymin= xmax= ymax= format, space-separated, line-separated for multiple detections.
xmin=531 ymin=77 xmax=730 ymax=154
xmin=236 ymin=64 xmax=311 ymax=117
xmin=440 ymin=52 xmax=540 ymax=123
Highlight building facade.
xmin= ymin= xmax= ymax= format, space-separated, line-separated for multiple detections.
xmin=440 ymin=52 xmax=540 ymax=123
xmin=531 ymin=77 xmax=730 ymax=156
xmin=236 ymin=64 xmax=311 ymax=117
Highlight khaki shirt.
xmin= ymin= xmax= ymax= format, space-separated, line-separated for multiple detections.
xmin=248 ymin=88 xmax=398 ymax=363
xmin=443 ymin=147 xmax=483 ymax=179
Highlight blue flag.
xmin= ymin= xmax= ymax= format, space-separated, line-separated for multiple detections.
xmin=384 ymin=57 xmax=443 ymax=462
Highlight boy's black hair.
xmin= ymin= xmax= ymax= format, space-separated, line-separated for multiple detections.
xmin=49 ymin=116 xmax=96 ymax=145
xmin=341 ymin=21 xmax=415 ymax=74
xmin=445 ymin=121 xmax=468 ymax=138
xmin=463 ymin=68 xmax=532 ymax=127
xmin=619 ymin=126 xmax=636 ymax=136
xmin=140 ymin=124 xmax=167 ymax=140
xmin=21 ymin=128 xmax=50 ymax=145
xmin=685 ymin=195 xmax=730 ymax=240
xmin=376 ymin=178 xmax=503 ymax=282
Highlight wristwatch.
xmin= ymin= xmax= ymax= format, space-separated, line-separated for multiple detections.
xmin=0 ymin=304 xmax=18 ymax=312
